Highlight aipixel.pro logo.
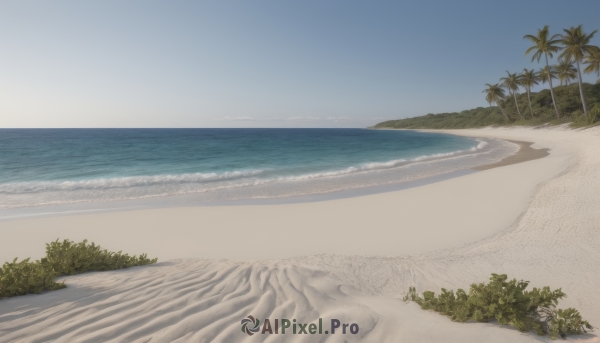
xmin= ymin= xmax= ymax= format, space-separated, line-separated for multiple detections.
xmin=240 ymin=316 xmax=359 ymax=336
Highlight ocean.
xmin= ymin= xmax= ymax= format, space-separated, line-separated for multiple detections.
xmin=0 ymin=129 xmax=516 ymax=216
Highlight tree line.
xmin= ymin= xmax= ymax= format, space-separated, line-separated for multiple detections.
xmin=484 ymin=25 xmax=599 ymax=124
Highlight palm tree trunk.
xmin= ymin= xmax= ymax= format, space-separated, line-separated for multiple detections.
xmin=496 ymin=103 xmax=509 ymax=121
xmin=545 ymin=53 xmax=560 ymax=119
xmin=526 ymin=88 xmax=534 ymax=118
xmin=575 ymin=60 xmax=588 ymax=118
xmin=513 ymin=92 xmax=523 ymax=119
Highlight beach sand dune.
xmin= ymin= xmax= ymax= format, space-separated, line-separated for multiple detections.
xmin=1 ymin=125 xmax=599 ymax=342
xmin=0 ymin=260 xmax=543 ymax=343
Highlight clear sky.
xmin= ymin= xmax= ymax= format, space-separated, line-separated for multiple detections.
xmin=1 ymin=0 xmax=599 ymax=128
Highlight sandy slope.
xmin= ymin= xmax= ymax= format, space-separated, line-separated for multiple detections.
xmin=1 ymin=125 xmax=599 ymax=342
xmin=0 ymin=260 xmax=547 ymax=343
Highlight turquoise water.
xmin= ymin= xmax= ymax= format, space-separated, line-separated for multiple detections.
xmin=0 ymin=129 xmax=515 ymax=209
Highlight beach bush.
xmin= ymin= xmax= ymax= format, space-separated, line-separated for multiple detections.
xmin=0 ymin=258 xmax=66 ymax=298
xmin=403 ymin=274 xmax=592 ymax=339
xmin=42 ymin=239 xmax=157 ymax=275
xmin=571 ymin=103 xmax=600 ymax=127
xmin=0 ymin=239 xmax=157 ymax=300
xmin=589 ymin=103 xmax=600 ymax=123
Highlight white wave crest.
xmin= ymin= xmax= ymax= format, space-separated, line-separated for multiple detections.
xmin=274 ymin=139 xmax=490 ymax=181
xmin=0 ymin=170 xmax=265 ymax=194
xmin=470 ymin=139 xmax=488 ymax=151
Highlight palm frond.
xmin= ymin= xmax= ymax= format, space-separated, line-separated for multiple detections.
xmin=584 ymin=49 xmax=600 ymax=76
xmin=559 ymin=25 xmax=599 ymax=63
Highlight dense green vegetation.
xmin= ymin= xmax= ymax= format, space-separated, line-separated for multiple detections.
xmin=404 ymin=274 xmax=592 ymax=340
xmin=375 ymin=25 xmax=600 ymax=130
xmin=0 ymin=239 xmax=157 ymax=299
xmin=374 ymin=83 xmax=600 ymax=129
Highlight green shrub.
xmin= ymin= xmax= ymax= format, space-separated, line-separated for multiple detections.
xmin=590 ymin=103 xmax=600 ymax=124
xmin=0 ymin=258 xmax=66 ymax=298
xmin=404 ymin=274 xmax=592 ymax=339
xmin=42 ymin=239 xmax=157 ymax=275
xmin=0 ymin=239 xmax=157 ymax=300
xmin=571 ymin=103 xmax=600 ymax=127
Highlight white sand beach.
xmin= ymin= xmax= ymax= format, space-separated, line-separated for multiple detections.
xmin=1 ymin=125 xmax=599 ymax=342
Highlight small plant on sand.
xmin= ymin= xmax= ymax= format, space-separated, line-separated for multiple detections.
xmin=403 ymin=274 xmax=592 ymax=339
xmin=42 ymin=239 xmax=157 ymax=275
xmin=0 ymin=258 xmax=66 ymax=298
xmin=0 ymin=239 xmax=157 ymax=299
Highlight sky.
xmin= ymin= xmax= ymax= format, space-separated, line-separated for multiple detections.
xmin=1 ymin=0 xmax=599 ymax=128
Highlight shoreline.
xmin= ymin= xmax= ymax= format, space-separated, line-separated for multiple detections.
xmin=0 ymin=135 xmax=530 ymax=222
xmin=472 ymin=140 xmax=549 ymax=170
xmin=0 ymin=169 xmax=477 ymax=222
xmin=0 ymin=132 xmax=566 ymax=263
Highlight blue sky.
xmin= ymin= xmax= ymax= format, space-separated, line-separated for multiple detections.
xmin=1 ymin=0 xmax=599 ymax=128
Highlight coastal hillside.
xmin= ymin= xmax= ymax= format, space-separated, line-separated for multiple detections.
xmin=374 ymin=82 xmax=600 ymax=129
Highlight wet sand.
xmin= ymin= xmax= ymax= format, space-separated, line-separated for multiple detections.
xmin=474 ymin=139 xmax=550 ymax=171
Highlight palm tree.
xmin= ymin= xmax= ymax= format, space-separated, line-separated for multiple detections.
xmin=483 ymin=83 xmax=509 ymax=121
xmin=520 ymin=68 xmax=539 ymax=118
xmin=539 ymin=66 xmax=559 ymax=114
xmin=500 ymin=71 xmax=523 ymax=119
xmin=559 ymin=25 xmax=598 ymax=118
xmin=555 ymin=58 xmax=578 ymax=86
xmin=524 ymin=26 xmax=562 ymax=119
xmin=539 ymin=66 xmax=558 ymax=85
xmin=583 ymin=48 xmax=600 ymax=77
